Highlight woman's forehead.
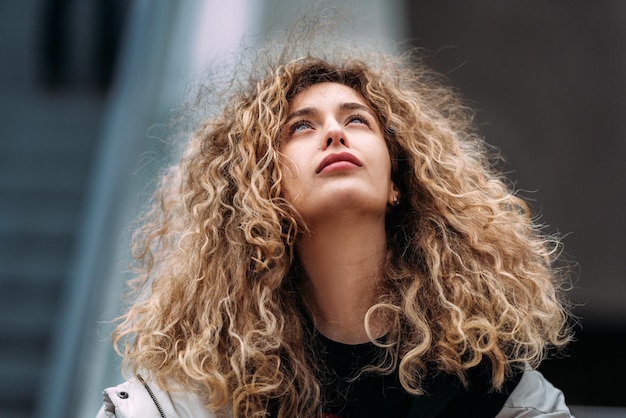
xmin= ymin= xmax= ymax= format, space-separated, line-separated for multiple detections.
xmin=290 ymin=82 xmax=366 ymax=108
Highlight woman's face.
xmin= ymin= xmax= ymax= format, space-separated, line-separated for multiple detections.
xmin=279 ymin=82 xmax=396 ymax=222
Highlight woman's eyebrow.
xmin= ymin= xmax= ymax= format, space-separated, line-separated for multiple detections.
xmin=285 ymin=107 xmax=318 ymax=122
xmin=339 ymin=102 xmax=374 ymax=115
xmin=286 ymin=102 xmax=374 ymax=122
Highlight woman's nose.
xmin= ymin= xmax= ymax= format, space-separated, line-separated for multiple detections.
xmin=322 ymin=123 xmax=349 ymax=150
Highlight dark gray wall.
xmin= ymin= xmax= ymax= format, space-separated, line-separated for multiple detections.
xmin=403 ymin=1 xmax=626 ymax=406
xmin=404 ymin=1 xmax=626 ymax=327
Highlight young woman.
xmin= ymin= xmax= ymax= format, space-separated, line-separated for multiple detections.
xmin=97 ymin=43 xmax=573 ymax=418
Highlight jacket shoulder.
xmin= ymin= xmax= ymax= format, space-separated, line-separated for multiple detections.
xmin=96 ymin=377 xmax=218 ymax=418
xmin=495 ymin=370 xmax=573 ymax=418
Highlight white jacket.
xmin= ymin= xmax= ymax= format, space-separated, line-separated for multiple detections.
xmin=96 ymin=370 xmax=572 ymax=418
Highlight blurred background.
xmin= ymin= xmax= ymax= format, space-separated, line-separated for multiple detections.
xmin=0 ymin=1 xmax=624 ymax=417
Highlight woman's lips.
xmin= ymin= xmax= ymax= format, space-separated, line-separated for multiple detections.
xmin=316 ymin=152 xmax=363 ymax=173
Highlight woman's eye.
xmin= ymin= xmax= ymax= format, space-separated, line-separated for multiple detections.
xmin=347 ymin=115 xmax=370 ymax=126
xmin=289 ymin=120 xmax=312 ymax=134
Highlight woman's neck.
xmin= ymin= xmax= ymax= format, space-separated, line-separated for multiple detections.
xmin=297 ymin=213 xmax=388 ymax=344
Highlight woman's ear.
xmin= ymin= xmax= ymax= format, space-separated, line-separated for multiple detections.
xmin=389 ymin=183 xmax=401 ymax=206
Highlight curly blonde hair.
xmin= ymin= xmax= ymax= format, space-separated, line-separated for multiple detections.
xmin=113 ymin=41 xmax=572 ymax=417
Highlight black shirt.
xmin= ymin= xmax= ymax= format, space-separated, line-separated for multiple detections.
xmin=315 ymin=333 xmax=521 ymax=418
xmin=317 ymin=334 xmax=413 ymax=418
